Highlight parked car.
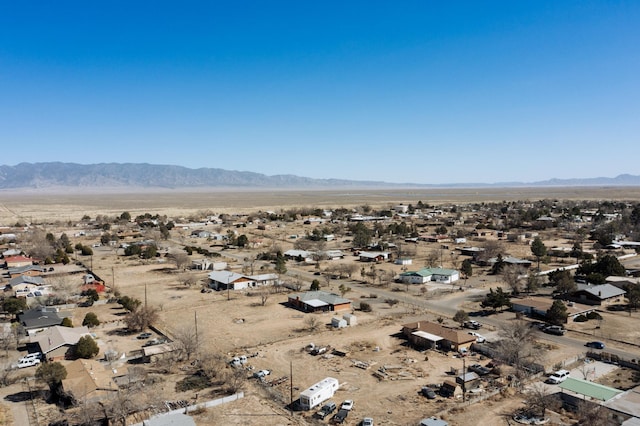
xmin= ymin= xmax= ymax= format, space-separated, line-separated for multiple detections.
xmin=253 ymin=369 xmax=271 ymax=379
xmin=19 ymin=352 xmax=42 ymax=362
xmin=143 ymin=337 xmax=166 ymax=347
xmin=463 ymin=320 xmax=481 ymax=330
xmin=468 ymin=332 xmax=486 ymax=343
xmin=362 ymin=418 xmax=374 ymax=426
xmin=586 ymin=341 xmax=605 ymax=349
xmin=13 ymin=357 xmax=41 ymax=369
xmin=332 ymin=408 xmax=349 ymax=424
xmin=421 ymin=386 xmax=437 ymax=399
xmin=340 ymin=400 xmax=354 ymax=411
xmin=543 ymin=325 xmax=565 ymax=336
xmin=547 ymin=369 xmax=570 ymax=384
xmin=316 ymin=401 xmax=336 ymax=419
xmin=137 ymin=332 xmax=152 ymax=340
xmin=468 ymin=364 xmax=491 ymax=376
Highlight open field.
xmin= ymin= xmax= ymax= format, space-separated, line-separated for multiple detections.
xmin=3 ymin=186 xmax=640 ymax=223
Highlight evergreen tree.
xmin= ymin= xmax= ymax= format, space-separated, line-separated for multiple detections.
xmin=546 ymin=300 xmax=568 ymax=325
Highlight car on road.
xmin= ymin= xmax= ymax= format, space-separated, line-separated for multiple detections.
xmin=546 ymin=369 xmax=570 ymax=384
xmin=332 ymin=408 xmax=349 ymax=424
xmin=468 ymin=332 xmax=486 ymax=343
xmin=340 ymin=400 xmax=354 ymax=411
xmin=586 ymin=341 xmax=605 ymax=349
xmin=468 ymin=364 xmax=491 ymax=376
xmin=362 ymin=418 xmax=374 ymax=426
xmin=542 ymin=325 xmax=565 ymax=336
xmin=463 ymin=320 xmax=482 ymax=330
xmin=137 ymin=332 xmax=152 ymax=339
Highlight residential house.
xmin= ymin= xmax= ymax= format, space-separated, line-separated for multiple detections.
xmin=602 ymin=384 xmax=640 ymax=424
xmin=207 ymin=271 xmax=278 ymax=291
xmin=399 ymin=269 xmax=433 ymax=284
xmin=5 ymin=264 xmax=46 ymax=278
xmin=570 ymin=284 xmax=626 ymax=306
xmin=511 ymin=297 xmax=595 ymax=322
xmin=30 ymin=325 xmax=92 ymax=361
xmin=399 ymin=268 xmax=459 ymax=285
xmin=61 ymin=359 xmax=119 ymax=403
xmin=358 ymin=251 xmax=390 ymax=262
xmin=3 ymin=255 xmax=34 ymax=269
xmin=8 ymin=275 xmax=45 ymax=296
xmin=401 ymin=321 xmax=476 ymax=352
xmin=18 ymin=307 xmax=64 ymax=335
xmin=488 ymin=256 xmax=532 ymax=268
xmin=288 ymin=291 xmax=352 ymax=313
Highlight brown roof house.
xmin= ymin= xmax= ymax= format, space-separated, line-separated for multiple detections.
xmin=402 ymin=321 xmax=476 ymax=352
xmin=30 ymin=325 xmax=93 ymax=361
xmin=61 ymin=359 xmax=119 ymax=404
xmin=288 ymin=291 xmax=352 ymax=313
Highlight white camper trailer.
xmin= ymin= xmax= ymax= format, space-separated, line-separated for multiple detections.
xmin=299 ymin=377 xmax=339 ymax=410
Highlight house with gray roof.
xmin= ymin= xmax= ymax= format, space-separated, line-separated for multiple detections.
xmin=18 ymin=307 xmax=64 ymax=335
xmin=288 ymin=291 xmax=352 ymax=313
xmin=570 ymin=283 xmax=626 ymax=306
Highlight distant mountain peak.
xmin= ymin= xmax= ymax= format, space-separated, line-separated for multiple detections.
xmin=0 ymin=162 xmax=638 ymax=190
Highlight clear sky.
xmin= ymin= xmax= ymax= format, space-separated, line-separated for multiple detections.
xmin=1 ymin=1 xmax=639 ymax=184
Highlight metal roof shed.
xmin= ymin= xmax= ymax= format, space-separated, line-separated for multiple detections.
xmin=559 ymin=377 xmax=623 ymax=401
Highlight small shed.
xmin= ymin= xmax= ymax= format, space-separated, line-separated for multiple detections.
xmin=440 ymin=380 xmax=463 ymax=399
xmin=343 ymin=313 xmax=357 ymax=326
xmin=420 ymin=416 xmax=449 ymax=426
xmin=331 ymin=317 xmax=347 ymax=328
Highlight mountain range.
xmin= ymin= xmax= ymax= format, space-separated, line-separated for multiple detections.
xmin=0 ymin=162 xmax=639 ymax=190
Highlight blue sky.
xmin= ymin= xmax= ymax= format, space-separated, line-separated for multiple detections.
xmin=1 ymin=1 xmax=639 ymax=184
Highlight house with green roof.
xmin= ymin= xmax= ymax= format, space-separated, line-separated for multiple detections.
xmin=399 ymin=267 xmax=459 ymax=285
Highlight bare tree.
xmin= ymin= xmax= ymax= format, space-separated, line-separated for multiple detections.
xmin=199 ymin=352 xmax=227 ymax=382
xmin=50 ymin=275 xmax=78 ymax=304
xmin=426 ymin=250 xmax=439 ymax=267
xmin=574 ymin=400 xmax=616 ymax=426
xmin=22 ymin=228 xmax=55 ymax=261
xmin=259 ymin=287 xmax=270 ymax=306
xmin=525 ymin=383 xmax=561 ymax=418
xmin=496 ymin=319 xmax=542 ymax=379
xmin=172 ymin=325 xmax=199 ymax=360
xmin=0 ymin=327 xmax=15 ymax=358
xmin=304 ymin=316 xmax=321 ymax=332
xmin=179 ymin=274 xmax=198 ymax=287
xmin=223 ymin=367 xmax=247 ymax=393
xmin=479 ymin=240 xmax=503 ymax=263
xmin=124 ymin=305 xmax=159 ymax=332
xmin=502 ymin=265 xmax=526 ymax=295
xmin=169 ymin=252 xmax=190 ymax=270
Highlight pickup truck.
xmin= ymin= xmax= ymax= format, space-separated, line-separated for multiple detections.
xmin=463 ymin=320 xmax=482 ymax=330
xmin=315 ymin=401 xmax=336 ymax=419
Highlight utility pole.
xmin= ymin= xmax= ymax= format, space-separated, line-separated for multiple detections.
xmin=144 ymin=283 xmax=148 ymax=308
xmin=194 ymin=311 xmax=199 ymax=358
xmin=289 ymin=360 xmax=293 ymax=415
xmin=462 ymin=356 xmax=466 ymax=402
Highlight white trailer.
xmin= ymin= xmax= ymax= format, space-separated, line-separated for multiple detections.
xmin=299 ymin=377 xmax=339 ymax=410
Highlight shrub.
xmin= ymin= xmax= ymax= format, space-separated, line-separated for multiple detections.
xmin=76 ymin=336 xmax=99 ymax=359
xmin=82 ymin=312 xmax=100 ymax=328
xmin=360 ymin=302 xmax=372 ymax=312
xmin=587 ymin=311 xmax=602 ymax=320
xmin=61 ymin=317 xmax=74 ymax=327
xmin=574 ymin=315 xmax=588 ymax=322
